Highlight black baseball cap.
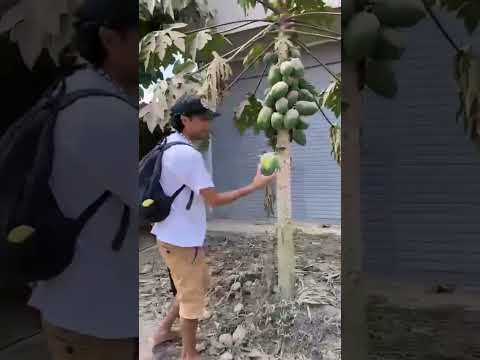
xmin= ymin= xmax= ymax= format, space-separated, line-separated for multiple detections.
xmin=75 ymin=0 xmax=137 ymax=29
xmin=171 ymin=95 xmax=221 ymax=119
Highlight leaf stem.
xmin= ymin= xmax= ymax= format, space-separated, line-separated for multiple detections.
xmin=254 ymin=63 xmax=269 ymax=96
xmin=290 ymin=11 xmax=341 ymax=18
xmin=224 ymin=41 xmax=275 ymax=92
xmin=226 ymin=22 xmax=277 ymax=62
xmin=319 ymin=107 xmax=334 ymax=127
xmin=256 ymin=0 xmax=282 ymax=15
xmin=421 ymin=0 xmax=461 ymax=53
xmin=291 ymin=20 xmax=340 ymax=36
xmin=281 ymin=29 xmax=340 ymax=41
xmin=185 ymin=19 xmax=273 ymax=34
xmin=291 ymin=38 xmax=340 ymax=82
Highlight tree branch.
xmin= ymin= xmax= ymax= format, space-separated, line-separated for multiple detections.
xmin=226 ymin=22 xmax=277 ymax=62
xmin=319 ymin=106 xmax=334 ymax=127
xmin=224 ymin=41 xmax=275 ymax=92
xmin=291 ymin=38 xmax=340 ymax=82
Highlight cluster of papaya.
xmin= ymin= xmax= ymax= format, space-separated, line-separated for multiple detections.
xmin=257 ymin=47 xmax=319 ymax=147
xmin=343 ymin=0 xmax=426 ymax=97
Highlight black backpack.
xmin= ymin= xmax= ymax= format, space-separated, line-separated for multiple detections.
xmin=139 ymin=140 xmax=195 ymax=224
xmin=0 ymin=79 xmax=134 ymax=285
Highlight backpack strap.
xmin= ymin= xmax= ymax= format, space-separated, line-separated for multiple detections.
xmin=152 ymin=141 xmax=195 ymax=210
xmin=77 ymin=191 xmax=112 ymax=227
xmin=58 ymin=89 xmax=137 ymax=110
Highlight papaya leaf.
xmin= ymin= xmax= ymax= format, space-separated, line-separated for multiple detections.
xmin=185 ymin=30 xmax=212 ymax=61
xmin=196 ymin=33 xmax=233 ymax=63
xmin=199 ymin=51 xmax=233 ymax=110
xmin=329 ymin=123 xmax=341 ymax=165
xmin=437 ymin=0 xmax=480 ymax=33
xmin=243 ymin=43 xmax=266 ymax=68
xmin=173 ymin=59 xmax=197 ymax=75
xmin=234 ymin=94 xmax=263 ymax=135
xmin=321 ymin=77 xmax=341 ymax=118
xmin=238 ymin=0 xmax=258 ymax=15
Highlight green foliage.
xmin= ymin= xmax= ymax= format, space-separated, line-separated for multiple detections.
xmin=234 ymin=94 xmax=263 ymax=134
xmin=321 ymin=77 xmax=341 ymax=118
xmin=435 ymin=0 xmax=480 ymax=33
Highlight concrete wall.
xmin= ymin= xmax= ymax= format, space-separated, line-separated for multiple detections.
xmin=210 ymin=42 xmax=341 ymax=223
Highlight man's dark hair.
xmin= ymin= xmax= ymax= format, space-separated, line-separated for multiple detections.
xmin=73 ymin=0 xmax=137 ymax=67
xmin=170 ymin=113 xmax=185 ymax=133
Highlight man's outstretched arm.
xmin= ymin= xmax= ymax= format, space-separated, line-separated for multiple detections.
xmin=200 ymin=167 xmax=275 ymax=208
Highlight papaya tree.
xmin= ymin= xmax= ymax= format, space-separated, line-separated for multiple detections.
xmin=139 ymin=0 xmax=341 ymax=299
xmin=342 ymin=0 xmax=480 ymax=357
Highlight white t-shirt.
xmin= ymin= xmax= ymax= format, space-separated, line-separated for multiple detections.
xmin=28 ymin=68 xmax=138 ymax=339
xmin=151 ymin=132 xmax=214 ymax=247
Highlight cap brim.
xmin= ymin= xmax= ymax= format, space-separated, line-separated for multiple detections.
xmin=211 ymin=111 xmax=221 ymax=118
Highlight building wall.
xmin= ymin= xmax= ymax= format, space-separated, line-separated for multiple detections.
xmin=362 ymin=11 xmax=480 ymax=291
xmin=210 ymin=42 xmax=341 ymax=223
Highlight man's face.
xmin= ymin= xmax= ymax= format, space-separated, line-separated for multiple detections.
xmin=181 ymin=114 xmax=211 ymax=140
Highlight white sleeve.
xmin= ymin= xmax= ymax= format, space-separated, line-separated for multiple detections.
xmin=164 ymin=147 xmax=214 ymax=195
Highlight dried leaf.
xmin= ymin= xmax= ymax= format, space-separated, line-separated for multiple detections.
xmin=199 ymin=51 xmax=233 ymax=110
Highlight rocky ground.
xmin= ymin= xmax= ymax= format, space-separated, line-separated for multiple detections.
xmin=139 ymin=223 xmax=341 ymax=360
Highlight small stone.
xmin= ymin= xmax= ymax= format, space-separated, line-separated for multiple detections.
xmin=232 ymin=325 xmax=247 ymax=345
xmin=234 ymin=303 xmax=244 ymax=313
xmin=219 ymin=333 xmax=233 ymax=348
xmin=202 ymin=310 xmax=212 ymax=320
xmin=231 ymin=282 xmax=242 ymax=291
xmin=196 ymin=342 xmax=207 ymax=352
xmin=220 ymin=352 xmax=234 ymax=360
xmin=244 ymin=281 xmax=253 ymax=287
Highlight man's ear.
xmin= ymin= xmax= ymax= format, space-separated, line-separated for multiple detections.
xmin=180 ymin=114 xmax=190 ymax=126
xmin=98 ymin=27 xmax=117 ymax=52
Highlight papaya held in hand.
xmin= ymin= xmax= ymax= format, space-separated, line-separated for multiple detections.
xmin=142 ymin=198 xmax=155 ymax=207
xmin=260 ymin=152 xmax=281 ymax=176
xmin=7 ymin=225 xmax=36 ymax=244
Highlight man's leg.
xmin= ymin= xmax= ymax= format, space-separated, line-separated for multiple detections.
xmin=181 ymin=318 xmax=200 ymax=360
xmin=152 ymin=298 xmax=179 ymax=345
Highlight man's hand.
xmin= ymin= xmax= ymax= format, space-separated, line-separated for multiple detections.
xmin=251 ymin=165 xmax=276 ymax=190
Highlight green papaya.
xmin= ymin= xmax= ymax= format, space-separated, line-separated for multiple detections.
xmin=296 ymin=117 xmax=310 ymax=130
xmin=299 ymin=78 xmax=317 ymax=96
xmin=271 ymin=112 xmax=285 ymax=129
xmin=7 ymin=225 xmax=36 ymax=244
xmin=290 ymin=58 xmax=305 ymax=77
xmin=282 ymin=75 xmax=294 ymax=87
xmin=263 ymin=51 xmax=278 ymax=65
xmin=275 ymin=97 xmax=289 ymax=114
xmin=372 ymin=27 xmax=406 ymax=60
xmin=373 ymin=0 xmax=425 ymax=27
xmin=268 ymin=65 xmax=282 ymax=86
xmin=291 ymin=78 xmax=300 ymax=90
xmin=287 ymin=90 xmax=299 ymax=107
xmin=264 ymin=92 xmax=276 ymax=107
xmin=260 ymin=152 xmax=280 ymax=176
xmin=284 ymin=109 xmax=300 ymax=129
xmin=257 ymin=106 xmax=273 ymax=130
xmin=299 ymin=89 xmax=315 ymax=102
xmin=365 ymin=60 xmax=397 ymax=98
xmin=280 ymin=61 xmax=294 ymax=77
xmin=344 ymin=11 xmax=380 ymax=60
xmin=290 ymin=47 xmax=301 ymax=58
xmin=270 ymin=81 xmax=289 ymax=100
xmin=295 ymin=101 xmax=319 ymax=116
xmin=292 ymin=129 xmax=306 ymax=146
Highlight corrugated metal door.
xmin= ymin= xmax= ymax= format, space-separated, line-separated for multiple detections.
xmin=362 ymin=14 xmax=480 ymax=291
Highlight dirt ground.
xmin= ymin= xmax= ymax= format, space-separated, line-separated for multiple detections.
xmin=139 ymin=223 xmax=341 ymax=360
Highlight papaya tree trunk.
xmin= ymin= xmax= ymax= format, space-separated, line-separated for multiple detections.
xmin=276 ymin=129 xmax=295 ymax=299
xmin=342 ymin=61 xmax=368 ymax=359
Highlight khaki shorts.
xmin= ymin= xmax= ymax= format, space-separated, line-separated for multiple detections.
xmin=158 ymin=241 xmax=210 ymax=320
xmin=43 ymin=320 xmax=138 ymax=360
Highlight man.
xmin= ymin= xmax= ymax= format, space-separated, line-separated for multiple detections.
xmin=150 ymin=96 xmax=276 ymax=360
xmin=27 ymin=1 xmax=139 ymax=359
